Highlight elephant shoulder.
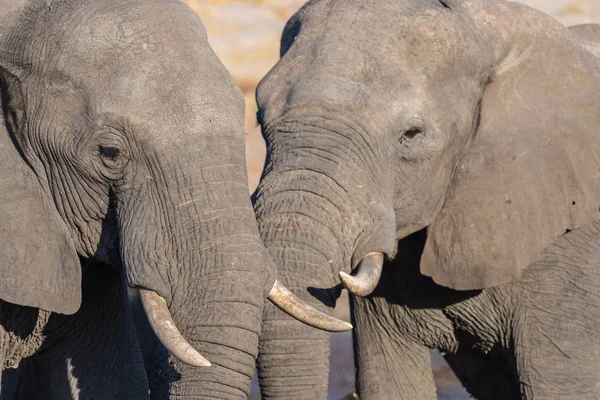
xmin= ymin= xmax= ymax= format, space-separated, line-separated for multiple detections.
xmin=544 ymin=218 xmax=600 ymax=264
xmin=521 ymin=218 xmax=600 ymax=286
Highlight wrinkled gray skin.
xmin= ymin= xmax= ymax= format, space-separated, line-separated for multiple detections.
xmin=0 ymin=0 xmax=277 ymax=398
xmin=253 ymin=0 xmax=600 ymax=398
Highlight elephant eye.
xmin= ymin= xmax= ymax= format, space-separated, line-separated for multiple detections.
xmin=99 ymin=146 xmax=121 ymax=160
xmin=400 ymin=127 xmax=423 ymax=142
xmin=98 ymin=145 xmax=128 ymax=173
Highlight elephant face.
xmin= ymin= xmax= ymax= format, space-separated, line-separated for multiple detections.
xmin=254 ymin=0 xmax=600 ymax=397
xmin=1 ymin=0 xmax=249 ymax=312
xmin=7 ymin=0 xmax=246 ymax=262
xmin=0 ymin=0 xmax=347 ymax=397
xmin=258 ymin=0 xmax=489 ymax=244
xmin=256 ymin=0 xmax=600 ymax=289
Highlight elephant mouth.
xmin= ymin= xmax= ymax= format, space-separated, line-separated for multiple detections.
xmin=339 ymin=223 xmax=429 ymax=297
xmin=139 ymin=280 xmax=352 ymax=367
xmin=338 ymin=252 xmax=385 ymax=297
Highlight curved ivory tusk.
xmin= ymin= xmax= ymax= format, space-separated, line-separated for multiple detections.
xmin=267 ymin=280 xmax=353 ymax=332
xmin=339 ymin=252 xmax=384 ymax=297
xmin=139 ymin=289 xmax=211 ymax=367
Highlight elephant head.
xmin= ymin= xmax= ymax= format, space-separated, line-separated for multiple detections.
xmin=253 ymin=0 xmax=600 ymax=397
xmin=0 ymin=0 xmax=348 ymax=397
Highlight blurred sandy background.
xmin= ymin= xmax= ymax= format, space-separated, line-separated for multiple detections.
xmin=180 ymin=1 xmax=600 ymax=398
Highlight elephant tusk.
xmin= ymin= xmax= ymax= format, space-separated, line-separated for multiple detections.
xmin=267 ymin=280 xmax=352 ymax=332
xmin=339 ymin=252 xmax=384 ymax=297
xmin=139 ymin=289 xmax=211 ymax=367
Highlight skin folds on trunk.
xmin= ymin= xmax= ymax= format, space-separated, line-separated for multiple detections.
xmin=254 ymin=114 xmax=396 ymax=399
xmin=148 ymin=196 xmax=270 ymax=399
xmin=257 ymin=239 xmax=335 ymax=399
xmin=255 ymin=183 xmax=349 ymax=399
xmin=120 ymin=136 xmax=274 ymax=398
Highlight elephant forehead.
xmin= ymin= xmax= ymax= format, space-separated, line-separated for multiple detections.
xmin=44 ymin=0 xmax=245 ymax=139
xmin=55 ymin=1 xmax=209 ymax=74
xmin=294 ymin=0 xmax=485 ymax=76
xmin=264 ymin=0 xmax=491 ymax=127
xmin=94 ymin=65 xmax=244 ymax=132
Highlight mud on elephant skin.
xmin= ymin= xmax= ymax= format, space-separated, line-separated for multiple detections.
xmin=0 ymin=0 xmax=347 ymax=398
xmin=252 ymin=0 xmax=600 ymax=398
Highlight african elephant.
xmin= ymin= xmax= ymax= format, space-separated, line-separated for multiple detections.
xmin=0 ymin=0 xmax=348 ymax=398
xmin=570 ymin=23 xmax=600 ymax=61
xmin=252 ymin=0 xmax=600 ymax=398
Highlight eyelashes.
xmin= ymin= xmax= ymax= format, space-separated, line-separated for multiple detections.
xmin=98 ymin=144 xmax=128 ymax=173
xmin=400 ymin=127 xmax=424 ymax=143
xmin=403 ymin=128 xmax=423 ymax=140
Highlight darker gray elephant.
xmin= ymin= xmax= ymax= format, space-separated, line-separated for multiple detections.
xmin=252 ymin=0 xmax=600 ymax=398
xmin=0 ymin=0 xmax=347 ymax=398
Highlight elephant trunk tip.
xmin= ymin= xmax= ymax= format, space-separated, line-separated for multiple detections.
xmin=339 ymin=252 xmax=384 ymax=297
xmin=139 ymin=289 xmax=211 ymax=367
xmin=267 ymin=280 xmax=353 ymax=332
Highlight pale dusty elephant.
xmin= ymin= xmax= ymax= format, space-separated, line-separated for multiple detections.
xmin=252 ymin=0 xmax=600 ymax=398
xmin=0 ymin=0 xmax=348 ymax=398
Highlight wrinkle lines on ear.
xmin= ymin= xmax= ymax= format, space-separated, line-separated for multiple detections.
xmin=421 ymin=22 xmax=600 ymax=291
xmin=0 ymin=124 xmax=82 ymax=314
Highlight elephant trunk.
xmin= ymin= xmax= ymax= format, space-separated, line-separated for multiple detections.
xmin=120 ymin=131 xmax=347 ymax=397
xmin=254 ymin=114 xmax=397 ymax=398
xmin=116 ymin=133 xmax=277 ymax=398
xmin=254 ymin=188 xmax=389 ymax=398
xmin=144 ymin=195 xmax=272 ymax=398
xmin=254 ymin=168 xmax=350 ymax=398
xmin=255 ymin=202 xmax=340 ymax=399
xmin=166 ymin=246 xmax=270 ymax=399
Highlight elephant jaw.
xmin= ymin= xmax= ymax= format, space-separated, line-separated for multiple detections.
xmin=140 ymin=280 xmax=351 ymax=368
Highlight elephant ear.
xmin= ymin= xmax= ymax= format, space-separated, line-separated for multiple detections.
xmin=0 ymin=73 xmax=81 ymax=314
xmin=421 ymin=15 xmax=600 ymax=290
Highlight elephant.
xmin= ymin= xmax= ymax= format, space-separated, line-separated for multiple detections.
xmin=251 ymin=0 xmax=600 ymax=398
xmin=0 ymin=0 xmax=349 ymax=398
xmin=570 ymin=23 xmax=600 ymax=61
